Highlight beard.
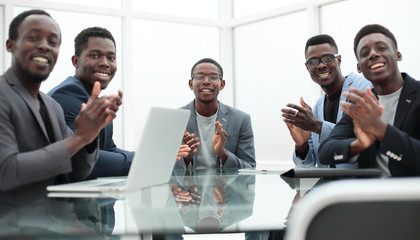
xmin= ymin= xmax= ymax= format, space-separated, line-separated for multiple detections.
xmin=198 ymin=97 xmax=216 ymax=104
xmin=22 ymin=68 xmax=49 ymax=83
xmin=16 ymin=61 xmax=50 ymax=83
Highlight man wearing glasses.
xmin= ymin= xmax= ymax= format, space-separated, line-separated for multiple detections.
xmin=174 ymin=58 xmax=256 ymax=169
xmin=281 ymin=34 xmax=371 ymax=168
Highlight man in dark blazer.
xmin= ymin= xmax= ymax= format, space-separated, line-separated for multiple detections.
xmin=48 ymin=27 xmax=133 ymax=179
xmin=0 ymin=10 xmax=121 ymax=192
xmin=319 ymin=24 xmax=420 ymax=177
xmin=174 ymin=58 xmax=256 ymax=169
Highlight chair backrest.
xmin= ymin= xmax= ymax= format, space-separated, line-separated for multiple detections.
xmin=284 ymin=178 xmax=420 ymax=240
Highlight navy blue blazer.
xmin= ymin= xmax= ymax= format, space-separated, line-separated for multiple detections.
xmin=48 ymin=76 xmax=134 ymax=178
xmin=319 ymin=73 xmax=420 ymax=176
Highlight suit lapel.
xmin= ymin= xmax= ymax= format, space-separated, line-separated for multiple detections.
xmin=217 ymin=101 xmax=229 ymax=129
xmin=394 ymin=74 xmax=416 ymax=129
xmin=338 ymin=74 xmax=355 ymax=121
xmin=188 ymin=101 xmax=199 ymax=138
xmin=39 ymin=93 xmax=62 ymax=142
xmin=5 ymin=69 xmax=50 ymax=142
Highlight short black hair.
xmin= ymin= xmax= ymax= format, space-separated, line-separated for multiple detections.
xmin=353 ymin=24 xmax=398 ymax=57
xmin=74 ymin=26 xmax=116 ymax=56
xmin=191 ymin=58 xmax=223 ymax=79
xmin=9 ymin=9 xmax=60 ymax=42
xmin=305 ymin=34 xmax=338 ymax=56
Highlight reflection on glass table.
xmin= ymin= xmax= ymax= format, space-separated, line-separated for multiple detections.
xmin=0 ymin=168 xmax=331 ymax=239
xmin=169 ymin=169 xmax=256 ymax=233
xmin=0 ymin=189 xmax=116 ymax=239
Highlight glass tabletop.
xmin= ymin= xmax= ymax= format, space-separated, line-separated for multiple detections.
xmin=0 ymin=168 xmax=323 ymax=239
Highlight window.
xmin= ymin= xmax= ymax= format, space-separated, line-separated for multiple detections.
xmin=133 ymin=0 xmax=219 ymax=20
xmin=321 ymin=0 xmax=420 ymax=78
xmin=125 ymin=19 xmax=219 ymax=149
xmin=42 ymin=0 xmax=121 ymax=8
xmin=234 ymin=0 xmax=305 ymax=18
xmin=234 ymin=10 xmax=317 ymax=162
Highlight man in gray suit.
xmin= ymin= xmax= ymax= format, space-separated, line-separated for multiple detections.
xmin=174 ymin=58 xmax=255 ymax=169
xmin=0 ymin=9 xmax=121 ymax=192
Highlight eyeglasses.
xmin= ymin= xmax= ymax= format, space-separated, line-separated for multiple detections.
xmin=305 ymin=54 xmax=340 ymax=69
xmin=192 ymin=73 xmax=221 ymax=82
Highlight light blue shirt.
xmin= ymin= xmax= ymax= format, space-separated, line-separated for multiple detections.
xmin=293 ymin=72 xmax=372 ymax=168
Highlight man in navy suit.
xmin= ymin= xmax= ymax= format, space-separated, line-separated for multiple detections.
xmin=319 ymin=24 xmax=420 ymax=177
xmin=48 ymin=27 xmax=132 ymax=179
xmin=174 ymin=58 xmax=256 ymax=169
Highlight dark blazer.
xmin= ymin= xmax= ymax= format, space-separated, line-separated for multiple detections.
xmin=48 ymin=76 xmax=134 ymax=178
xmin=0 ymin=68 xmax=98 ymax=192
xmin=174 ymin=100 xmax=256 ymax=169
xmin=319 ymin=73 xmax=420 ymax=176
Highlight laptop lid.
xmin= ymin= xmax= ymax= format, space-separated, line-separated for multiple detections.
xmin=47 ymin=107 xmax=190 ymax=193
xmin=126 ymin=107 xmax=190 ymax=190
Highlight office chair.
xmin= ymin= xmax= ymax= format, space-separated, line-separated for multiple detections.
xmin=284 ymin=177 xmax=420 ymax=240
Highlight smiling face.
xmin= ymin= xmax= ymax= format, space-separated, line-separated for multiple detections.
xmin=305 ymin=43 xmax=342 ymax=91
xmin=7 ymin=14 xmax=60 ymax=83
xmin=356 ymin=32 xmax=402 ymax=87
xmin=189 ymin=62 xmax=225 ymax=104
xmin=73 ymin=37 xmax=116 ymax=92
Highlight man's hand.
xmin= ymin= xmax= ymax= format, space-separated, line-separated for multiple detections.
xmin=182 ymin=130 xmax=200 ymax=163
xmin=76 ymin=82 xmax=121 ymax=141
xmin=212 ymin=121 xmax=228 ymax=163
xmin=64 ymin=82 xmax=122 ymax=156
xmin=282 ymin=97 xmax=317 ymax=158
xmin=214 ymin=175 xmax=229 ymax=217
xmin=170 ymin=184 xmax=201 ymax=214
xmin=285 ymin=122 xmax=311 ymax=158
xmin=176 ymin=144 xmax=191 ymax=161
xmin=285 ymin=122 xmax=311 ymax=147
xmin=341 ymin=87 xmax=386 ymax=141
xmin=341 ymin=86 xmax=386 ymax=156
xmin=281 ymin=96 xmax=322 ymax=134
xmin=353 ymin=120 xmax=376 ymax=149
xmin=103 ymin=89 xmax=123 ymax=113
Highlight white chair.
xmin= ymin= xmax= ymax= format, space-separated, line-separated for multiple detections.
xmin=284 ymin=177 xmax=420 ymax=240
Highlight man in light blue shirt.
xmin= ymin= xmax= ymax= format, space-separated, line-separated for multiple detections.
xmin=281 ymin=34 xmax=372 ymax=168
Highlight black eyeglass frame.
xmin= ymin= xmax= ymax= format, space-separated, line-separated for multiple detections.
xmin=305 ymin=53 xmax=340 ymax=69
xmin=191 ymin=73 xmax=222 ymax=82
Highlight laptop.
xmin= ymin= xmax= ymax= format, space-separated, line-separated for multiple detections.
xmin=47 ymin=107 xmax=190 ymax=193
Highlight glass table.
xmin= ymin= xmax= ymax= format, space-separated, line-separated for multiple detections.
xmin=0 ymin=168 xmax=323 ymax=239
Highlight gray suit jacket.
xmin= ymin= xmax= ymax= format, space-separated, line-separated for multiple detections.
xmin=174 ymin=100 xmax=255 ymax=169
xmin=0 ymin=68 xmax=98 ymax=192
